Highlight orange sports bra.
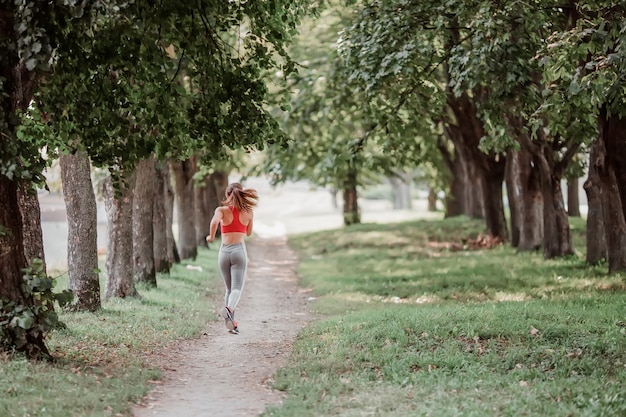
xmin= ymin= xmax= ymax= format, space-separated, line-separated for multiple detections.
xmin=221 ymin=206 xmax=247 ymax=234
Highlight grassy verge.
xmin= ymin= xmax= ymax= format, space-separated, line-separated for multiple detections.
xmin=0 ymin=247 xmax=219 ymax=417
xmin=265 ymin=216 xmax=626 ymax=417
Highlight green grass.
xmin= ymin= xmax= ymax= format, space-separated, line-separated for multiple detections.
xmin=264 ymin=216 xmax=626 ymax=417
xmin=0 ymin=247 xmax=220 ymax=417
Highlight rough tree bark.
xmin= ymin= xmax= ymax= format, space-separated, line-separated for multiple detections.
xmin=389 ymin=172 xmax=412 ymax=210
xmin=583 ymin=138 xmax=607 ymax=265
xmin=515 ymin=118 xmax=576 ymax=259
xmin=212 ymin=171 xmax=229 ymax=204
xmin=18 ymin=183 xmax=46 ymax=272
xmin=171 ymin=158 xmax=197 ymax=260
xmin=103 ymin=174 xmax=138 ymax=299
xmin=206 ymin=171 xmax=228 ymax=243
xmin=194 ymin=175 xmax=210 ymax=248
xmin=0 ymin=177 xmax=29 ymax=305
xmin=0 ymin=4 xmax=51 ymax=359
xmin=59 ymin=151 xmax=101 ymax=311
xmin=153 ymin=160 xmax=170 ymax=274
xmin=343 ymin=167 xmax=360 ymax=225
xmin=599 ymin=108 xmax=626 ymax=272
xmin=132 ymin=156 xmax=156 ymax=286
xmin=567 ymin=178 xmax=580 ymax=217
xmin=537 ymin=156 xmax=574 ymax=259
xmin=505 ymin=149 xmax=543 ymax=251
xmin=446 ymin=93 xmax=507 ymax=239
xmin=163 ymin=163 xmax=180 ymax=265
xmin=437 ymin=136 xmax=468 ymax=217
xmin=427 ymin=188 xmax=437 ymax=212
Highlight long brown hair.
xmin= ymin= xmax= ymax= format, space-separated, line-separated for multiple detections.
xmin=223 ymin=183 xmax=258 ymax=212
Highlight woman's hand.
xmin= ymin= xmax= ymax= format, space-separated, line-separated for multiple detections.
xmin=206 ymin=235 xmax=214 ymax=243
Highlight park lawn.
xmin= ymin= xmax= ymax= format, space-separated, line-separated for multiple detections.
xmin=0 ymin=247 xmax=220 ymax=417
xmin=265 ymin=216 xmax=626 ymax=417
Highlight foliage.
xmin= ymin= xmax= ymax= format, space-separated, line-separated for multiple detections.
xmin=266 ymin=217 xmax=626 ymax=416
xmin=332 ymin=0 xmax=481 ymax=194
xmin=11 ymin=1 xmax=313 ymax=186
xmin=0 ymin=259 xmax=73 ymax=360
xmin=537 ymin=2 xmax=626 ymax=120
xmin=255 ymin=0 xmax=436 ymax=192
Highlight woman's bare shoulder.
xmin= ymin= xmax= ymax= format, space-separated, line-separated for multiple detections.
xmin=214 ymin=206 xmax=229 ymax=215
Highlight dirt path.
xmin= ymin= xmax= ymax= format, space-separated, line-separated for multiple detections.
xmin=133 ymin=236 xmax=314 ymax=417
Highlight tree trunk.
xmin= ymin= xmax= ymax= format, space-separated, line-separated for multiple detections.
xmin=514 ymin=115 xmax=575 ymax=259
xmin=0 ymin=15 xmax=51 ymax=358
xmin=567 ymin=178 xmax=580 ymax=217
xmin=194 ymin=175 xmax=210 ymax=247
xmin=59 ymin=152 xmax=101 ymax=311
xmin=171 ymin=159 xmax=197 ymax=260
xmin=444 ymin=153 xmax=468 ymax=217
xmin=427 ymin=188 xmax=437 ymax=212
xmin=603 ymin=109 xmax=626 ymax=221
xmin=103 ymin=175 xmax=138 ymax=299
xmin=205 ymin=173 xmax=220 ymax=241
xmin=583 ymin=139 xmax=607 ymax=265
xmin=602 ymin=169 xmax=626 ymax=273
xmin=446 ymin=93 xmax=507 ymax=238
xmin=439 ymin=131 xmax=468 ymax=217
xmin=163 ymin=163 xmax=180 ymax=265
xmin=18 ymin=183 xmax=46 ymax=271
xmin=212 ymin=171 xmax=229 ymax=204
xmin=133 ymin=156 xmax=156 ymax=286
xmin=389 ymin=173 xmax=412 ymax=210
xmin=0 ymin=177 xmax=29 ymax=304
xmin=599 ymin=109 xmax=626 ymax=272
xmin=467 ymin=168 xmax=485 ymax=220
xmin=210 ymin=171 xmax=229 ymax=240
xmin=153 ymin=161 xmax=170 ymax=274
xmin=0 ymin=177 xmax=51 ymax=360
xmin=343 ymin=167 xmax=360 ymax=225
xmin=506 ymin=150 xmax=543 ymax=251
xmin=539 ymin=161 xmax=574 ymax=259
xmin=478 ymin=161 xmax=508 ymax=240
xmin=505 ymin=154 xmax=520 ymax=248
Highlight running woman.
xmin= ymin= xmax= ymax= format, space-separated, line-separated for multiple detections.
xmin=206 ymin=182 xmax=258 ymax=334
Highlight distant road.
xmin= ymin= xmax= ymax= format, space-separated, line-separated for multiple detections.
xmin=40 ymin=176 xmax=435 ymax=271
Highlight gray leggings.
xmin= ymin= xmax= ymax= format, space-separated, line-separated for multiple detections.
xmin=218 ymin=243 xmax=248 ymax=314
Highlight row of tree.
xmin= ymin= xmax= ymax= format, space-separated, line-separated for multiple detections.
xmin=0 ymin=1 xmax=312 ymax=359
xmin=258 ymin=0 xmax=626 ymax=272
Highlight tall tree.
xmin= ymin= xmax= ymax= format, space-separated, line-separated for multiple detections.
xmin=103 ymin=174 xmax=138 ymax=299
xmin=133 ymin=155 xmax=156 ymax=286
xmin=18 ymin=184 xmax=46 ymax=271
xmin=153 ymin=160 xmax=170 ymax=274
xmin=171 ymin=158 xmax=197 ymax=260
xmin=260 ymin=2 xmax=434 ymax=225
xmin=537 ymin=1 xmax=626 ymax=270
xmin=2 ymin=0 xmax=312 ymax=356
xmin=336 ymin=0 xmax=510 ymax=237
xmin=60 ymin=151 xmax=101 ymax=311
xmin=0 ymin=0 xmax=69 ymax=358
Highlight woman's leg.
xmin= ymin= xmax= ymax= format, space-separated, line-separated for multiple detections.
xmin=218 ymin=248 xmax=233 ymax=306
xmin=226 ymin=244 xmax=248 ymax=313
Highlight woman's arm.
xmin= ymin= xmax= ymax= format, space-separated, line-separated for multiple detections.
xmin=246 ymin=212 xmax=254 ymax=237
xmin=206 ymin=207 xmax=224 ymax=242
